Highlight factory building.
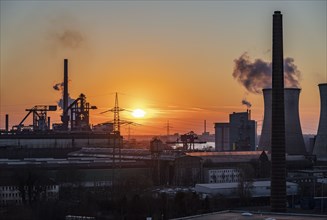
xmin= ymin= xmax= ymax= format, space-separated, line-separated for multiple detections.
xmin=0 ymin=178 xmax=59 ymax=206
xmin=0 ymin=133 xmax=121 ymax=148
xmin=0 ymin=59 xmax=122 ymax=149
xmin=208 ymin=168 xmax=240 ymax=183
xmin=195 ymin=181 xmax=298 ymax=198
xmin=214 ymin=123 xmax=229 ymax=151
xmin=214 ymin=111 xmax=257 ymax=151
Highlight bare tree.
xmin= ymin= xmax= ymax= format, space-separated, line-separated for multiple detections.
xmin=237 ymin=164 xmax=255 ymax=204
xmin=13 ymin=169 xmax=47 ymax=205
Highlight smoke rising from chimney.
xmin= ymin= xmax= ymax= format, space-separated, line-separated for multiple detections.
xmin=57 ymin=97 xmax=74 ymax=110
xmin=53 ymin=81 xmax=74 ymax=109
xmin=242 ymin=99 xmax=252 ymax=108
xmin=55 ymin=30 xmax=84 ymax=49
xmin=232 ymin=53 xmax=301 ymax=94
xmin=45 ymin=13 xmax=87 ymax=56
xmin=284 ymin=57 xmax=301 ymax=88
xmin=53 ymin=82 xmax=64 ymax=91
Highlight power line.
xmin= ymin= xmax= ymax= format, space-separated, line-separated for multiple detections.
xmin=100 ymin=92 xmax=126 ymax=134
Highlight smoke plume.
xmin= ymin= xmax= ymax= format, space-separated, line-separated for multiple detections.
xmin=284 ymin=57 xmax=301 ymax=88
xmin=57 ymin=97 xmax=75 ymax=110
xmin=242 ymin=99 xmax=252 ymax=108
xmin=56 ymin=30 xmax=84 ymax=49
xmin=53 ymin=82 xmax=64 ymax=91
xmin=232 ymin=53 xmax=301 ymax=94
xmin=45 ymin=12 xmax=87 ymax=57
xmin=53 ymin=82 xmax=74 ymax=109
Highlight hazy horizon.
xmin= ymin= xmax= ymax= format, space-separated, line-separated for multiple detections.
xmin=1 ymin=0 xmax=326 ymax=136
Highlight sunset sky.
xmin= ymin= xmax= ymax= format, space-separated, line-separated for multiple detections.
xmin=1 ymin=0 xmax=326 ymax=136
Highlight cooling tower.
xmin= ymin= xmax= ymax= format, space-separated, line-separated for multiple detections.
xmin=259 ymin=88 xmax=307 ymax=155
xmin=313 ymin=83 xmax=327 ymax=160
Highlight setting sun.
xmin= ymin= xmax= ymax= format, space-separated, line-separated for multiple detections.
xmin=132 ymin=109 xmax=146 ymax=118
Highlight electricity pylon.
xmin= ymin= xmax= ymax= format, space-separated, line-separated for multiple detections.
xmin=100 ymin=92 xmax=125 ymax=134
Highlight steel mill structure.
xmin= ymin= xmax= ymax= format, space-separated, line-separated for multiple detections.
xmin=258 ymin=88 xmax=307 ymax=155
xmin=53 ymin=59 xmax=97 ymax=132
xmin=0 ymin=59 xmax=121 ymax=149
xmin=313 ymin=83 xmax=327 ymax=161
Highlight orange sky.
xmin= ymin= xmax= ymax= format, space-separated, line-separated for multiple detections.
xmin=1 ymin=1 xmax=326 ymax=136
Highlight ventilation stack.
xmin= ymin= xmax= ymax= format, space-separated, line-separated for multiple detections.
xmin=5 ymin=114 xmax=9 ymax=131
xmin=61 ymin=59 xmax=69 ymax=130
xmin=259 ymin=88 xmax=307 ymax=155
xmin=270 ymin=10 xmax=286 ymax=213
xmin=313 ymin=83 xmax=327 ymax=160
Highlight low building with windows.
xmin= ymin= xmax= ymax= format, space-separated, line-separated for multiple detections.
xmin=195 ymin=181 xmax=298 ymax=198
xmin=208 ymin=168 xmax=240 ymax=183
xmin=0 ymin=178 xmax=59 ymax=206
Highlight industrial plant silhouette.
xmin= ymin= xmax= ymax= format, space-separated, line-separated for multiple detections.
xmin=0 ymin=10 xmax=326 ymax=220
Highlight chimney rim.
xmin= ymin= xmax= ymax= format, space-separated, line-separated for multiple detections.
xmin=262 ymin=88 xmax=301 ymax=91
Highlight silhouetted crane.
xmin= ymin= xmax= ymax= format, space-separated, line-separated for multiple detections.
xmin=13 ymin=105 xmax=57 ymax=132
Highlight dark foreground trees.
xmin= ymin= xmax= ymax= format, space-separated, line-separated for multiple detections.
xmin=2 ymin=171 xmax=271 ymax=220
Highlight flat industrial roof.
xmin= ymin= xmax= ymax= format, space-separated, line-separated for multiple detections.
xmin=195 ymin=181 xmax=297 ymax=190
xmin=172 ymin=210 xmax=327 ymax=220
xmin=187 ymin=151 xmax=265 ymax=156
xmin=0 ymin=157 xmax=142 ymax=168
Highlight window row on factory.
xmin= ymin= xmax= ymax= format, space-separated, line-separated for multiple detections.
xmin=1 ymin=192 xmax=21 ymax=198
xmin=0 ymin=185 xmax=57 ymax=191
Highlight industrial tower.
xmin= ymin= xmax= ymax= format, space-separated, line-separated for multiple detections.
xmin=271 ymin=10 xmax=286 ymax=212
xmin=101 ymin=92 xmax=125 ymax=134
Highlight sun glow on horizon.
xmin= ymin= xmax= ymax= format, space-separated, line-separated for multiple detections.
xmin=132 ymin=109 xmax=146 ymax=118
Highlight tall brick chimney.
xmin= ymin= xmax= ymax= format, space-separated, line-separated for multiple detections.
xmin=270 ymin=10 xmax=287 ymax=212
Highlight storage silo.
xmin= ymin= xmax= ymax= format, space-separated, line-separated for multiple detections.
xmin=258 ymin=88 xmax=307 ymax=155
xmin=313 ymin=83 xmax=327 ymax=160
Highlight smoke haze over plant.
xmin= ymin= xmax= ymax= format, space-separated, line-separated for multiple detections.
xmin=53 ymin=82 xmax=64 ymax=91
xmin=52 ymin=82 xmax=74 ymax=109
xmin=54 ymin=29 xmax=84 ymax=49
xmin=1 ymin=1 xmax=324 ymax=135
xmin=232 ymin=53 xmax=301 ymax=94
xmin=241 ymin=99 xmax=252 ymax=108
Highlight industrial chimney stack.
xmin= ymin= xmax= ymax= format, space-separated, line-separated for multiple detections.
xmin=5 ymin=114 xmax=9 ymax=132
xmin=270 ymin=10 xmax=286 ymax=212
xmin=313 ymin=83 xmax=327 ymax=160
xmin=61 ymin=59 xmax=69 ymax=130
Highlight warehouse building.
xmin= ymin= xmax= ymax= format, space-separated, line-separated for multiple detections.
xmin=195 ymin=181 xmax=298 ymax=198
